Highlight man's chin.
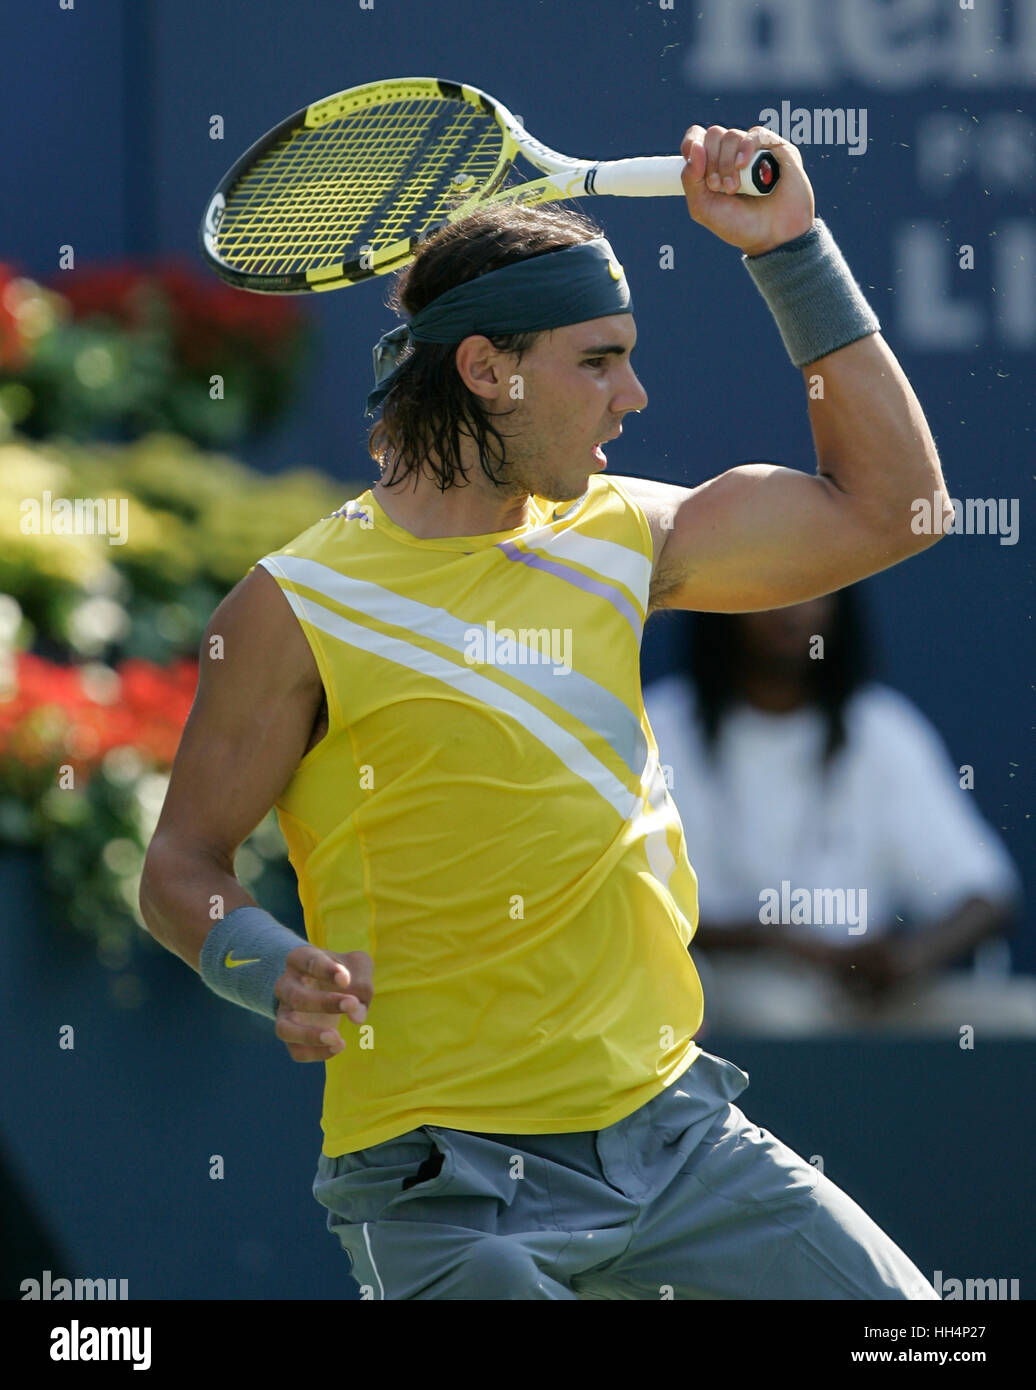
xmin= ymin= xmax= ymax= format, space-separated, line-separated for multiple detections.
xmin=540 ymin=479 xmax=593 ymax=504
xmin=538 ymin=465 xmax=599 ymax=503
xmin=502 ymin=456 xmax=597 ymax=505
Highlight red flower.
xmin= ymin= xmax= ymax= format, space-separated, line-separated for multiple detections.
xmin=0 ymin=652 xmax=200 ymax=774
xmin=48 ymin=265 xmax=154 ymax=327
xmin=50 ymin=259 xmax=305 ymax=366
xmin=0 ymin=262 xmax=29 ymax=371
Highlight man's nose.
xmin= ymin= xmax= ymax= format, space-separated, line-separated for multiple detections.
xmin=617 ymin=371 xmax=648 ymax=415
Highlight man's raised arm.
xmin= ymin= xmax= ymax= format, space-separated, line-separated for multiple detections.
xmin=622 ymin=122 xmax=953 ymax=616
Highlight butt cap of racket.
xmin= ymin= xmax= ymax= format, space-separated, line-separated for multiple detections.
xmin=741 ymin=151 xmax=780 ymax=195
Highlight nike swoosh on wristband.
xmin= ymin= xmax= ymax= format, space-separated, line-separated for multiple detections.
xmin=224 ymin=952 xmax=261 ymax=968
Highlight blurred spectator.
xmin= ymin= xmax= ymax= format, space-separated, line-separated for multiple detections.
xmin=644 ymin=590 xmax=1036 ymax=1035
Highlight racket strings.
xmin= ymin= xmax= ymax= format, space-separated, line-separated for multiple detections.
xmin=213 ymin=98 xmax=506 ymax=276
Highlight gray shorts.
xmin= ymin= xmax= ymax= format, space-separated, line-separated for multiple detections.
xmin=312 ymin=1050 xmax=939 ymax=1300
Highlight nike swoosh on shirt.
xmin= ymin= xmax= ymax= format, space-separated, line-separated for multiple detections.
xmin=224 ymin=952 xmax=261 ymax=968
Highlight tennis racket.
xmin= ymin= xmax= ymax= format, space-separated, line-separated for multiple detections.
xmin=200 ymin=77 xmax=781 ymax=295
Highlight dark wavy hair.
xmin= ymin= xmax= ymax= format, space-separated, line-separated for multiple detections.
xmin=366 ymin=203 xmax=603 ymax=492
xmin=685 ymin=587 xmax=873 ymax=767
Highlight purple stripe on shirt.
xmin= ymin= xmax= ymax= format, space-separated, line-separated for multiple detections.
xmin=496 ymin=540 xmax=643 ymax=640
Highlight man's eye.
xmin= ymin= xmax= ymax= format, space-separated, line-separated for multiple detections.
xmin=583 ymin=357 xmax=606 ymax=368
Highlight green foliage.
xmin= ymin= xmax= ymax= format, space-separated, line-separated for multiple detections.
xmin=1 ymin=431 xmax=368 ymax=991
xmin=0 ymin=261 xmax=313 ymax=448
xmin=1 ymin=432 xmax=364 ymax=663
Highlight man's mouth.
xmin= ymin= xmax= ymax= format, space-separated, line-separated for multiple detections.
xmin=592 ymin=427 xmax=621 ymax=464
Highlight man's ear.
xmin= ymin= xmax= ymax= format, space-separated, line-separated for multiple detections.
xmin=455 ymin=335 xmax=507 ymax=401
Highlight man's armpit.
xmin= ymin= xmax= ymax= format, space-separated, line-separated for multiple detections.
xmin=647 ymin=556 xmax=689 ymax=617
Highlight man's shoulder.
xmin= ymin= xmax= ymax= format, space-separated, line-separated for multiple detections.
xmin=603 ymin=472 xmax=682 ymax=516
xmin=580 ymin=473 xmax=659 ymax=551
xmin=256 ymin=489 xmax=374 ymax=572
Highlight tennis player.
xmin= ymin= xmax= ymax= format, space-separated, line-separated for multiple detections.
xmin=141 ymin=124 xmax=951 ymax=1299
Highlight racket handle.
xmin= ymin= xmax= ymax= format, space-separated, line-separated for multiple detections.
xmin=588 ymin=149 xmax=780 ymax=198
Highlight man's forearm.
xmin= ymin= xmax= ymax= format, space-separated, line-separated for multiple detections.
xmin=139 ymin=838 xmax=257 ymax=971
xmin=742 ymin=216 xmax=952 ymax=551
xmin=805 ymin=329 xmax=951 ymax=540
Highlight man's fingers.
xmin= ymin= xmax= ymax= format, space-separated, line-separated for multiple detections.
xmin=275 ymin=947 xmax=372 ymax=1072
xmin=276 ymin=1012 xmax=346 ymax=1045
xmin=681 ymin=124 xmax=707 ymax=172
xmin=717 ymin=129 xmax=746 ymax=192
xmin=286 ymin=944 xmax=352 ymax=987
xmin=681 ymin=125 xmax=750 ymax=198
xmin=275 ymin=1009 xmax=348 ymax=1052
xmin=276 ymin=976 xmax=360 ymax=1015
xmin=702 ymin=126 xmax=727 ymax=190
xmin=734 ymin=134 xmax=756 ymax=169
xmin=284 ymin=1043 xmax=341 ymax=1063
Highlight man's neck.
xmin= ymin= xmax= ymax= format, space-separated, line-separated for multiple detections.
xmin=371 ymin=471 xmax=533 ymax=540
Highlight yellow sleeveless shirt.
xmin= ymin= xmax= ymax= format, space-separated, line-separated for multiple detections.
xmin=254 ymin=473 xmax=704 ymax=1155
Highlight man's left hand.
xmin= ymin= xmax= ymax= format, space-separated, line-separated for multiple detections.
xmin=680 ymin=124 xmax=815 ymax=257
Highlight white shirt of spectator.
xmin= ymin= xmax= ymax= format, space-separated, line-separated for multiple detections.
xmin=643 ymin=677 xmax=1020 ymax=948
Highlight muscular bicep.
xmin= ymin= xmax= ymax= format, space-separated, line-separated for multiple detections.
xmin=643 ymin=464 xmax=924 ymax=614
xmin=147 ymin=565 xmax=325 ymax=867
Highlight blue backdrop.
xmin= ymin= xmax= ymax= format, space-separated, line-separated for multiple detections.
xmin=4 ymin=0 xmax=1033 ymax=1301
xmin=10 ymin=1 xmax=1030 ymax=953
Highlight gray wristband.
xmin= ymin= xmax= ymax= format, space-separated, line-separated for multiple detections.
xmin=198 ymin=906 xmax=303 ymax=1020
xmin=741 ymin=217 xmax=880 ymax=368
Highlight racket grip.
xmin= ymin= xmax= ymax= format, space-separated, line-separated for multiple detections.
xmin=589 ymin=149 xmax=779 ymax=198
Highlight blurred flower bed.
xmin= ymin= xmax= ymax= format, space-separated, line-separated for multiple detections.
xmin=0 ymin=429 xmax=365 ymax=1001
xmin=0 ymin=260 xmax=310 ymax=446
